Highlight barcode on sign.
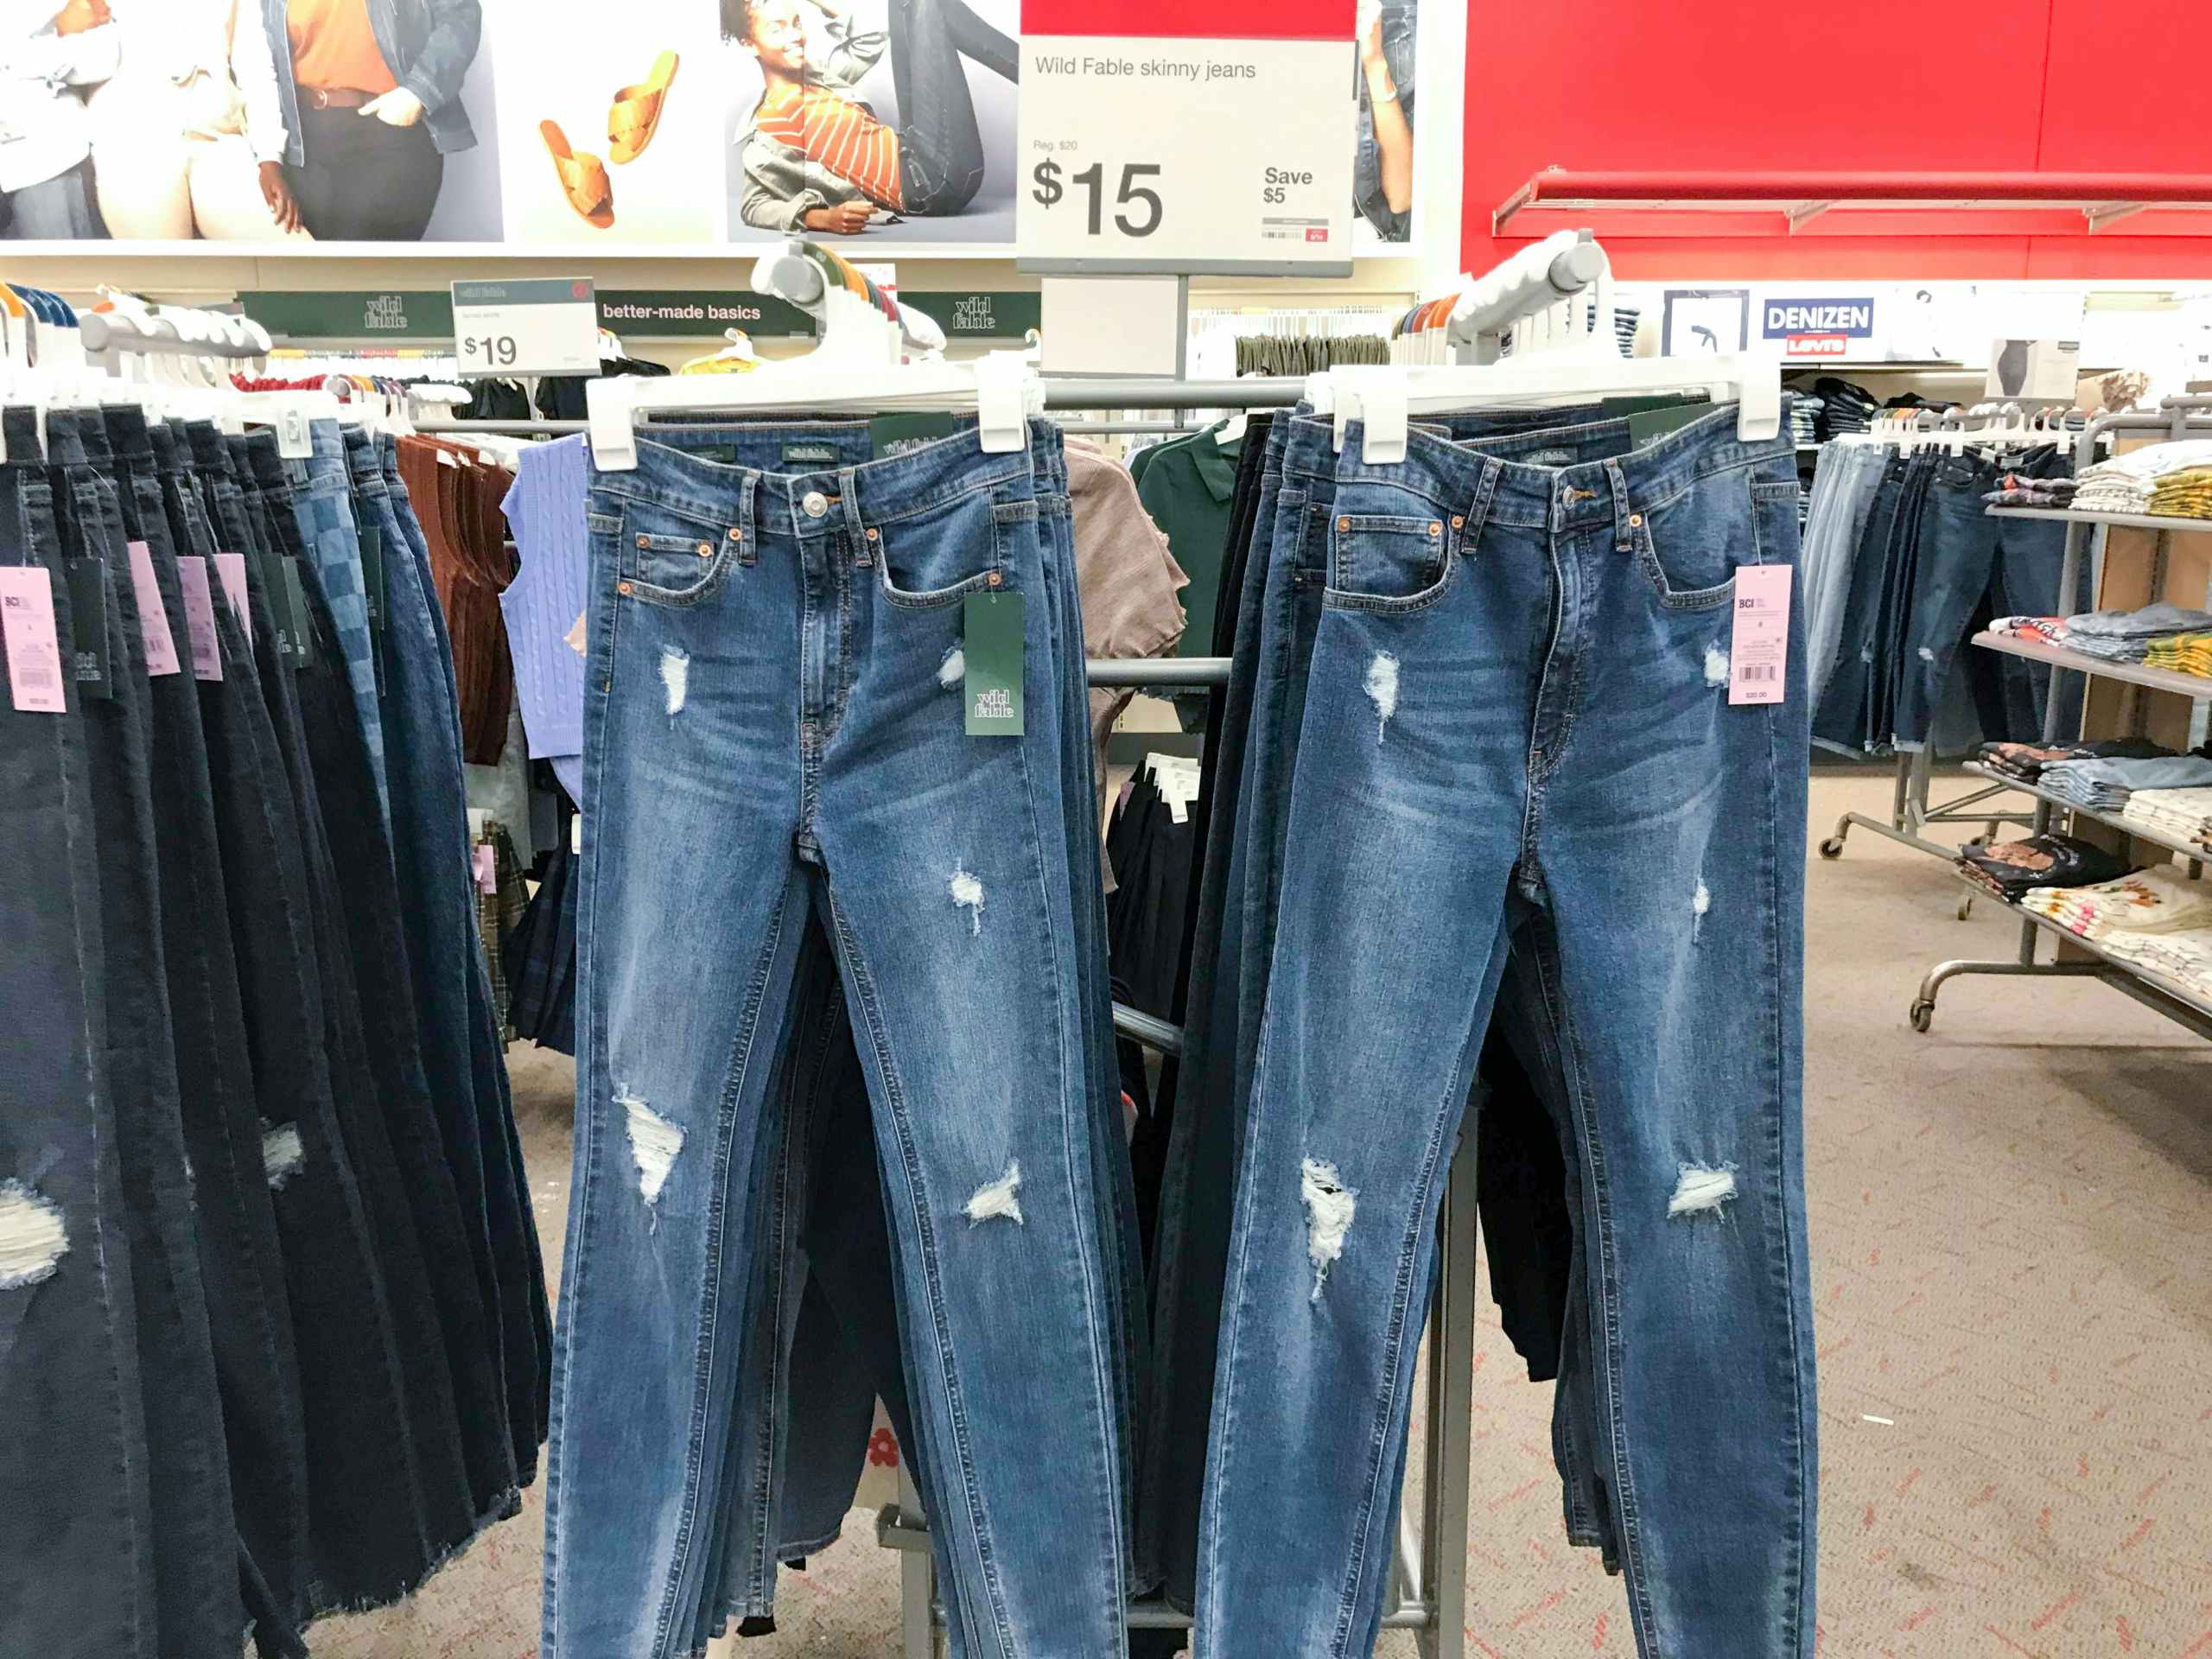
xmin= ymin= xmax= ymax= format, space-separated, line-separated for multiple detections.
xmin=1743 ymin=664 xmax=1778 ymax=682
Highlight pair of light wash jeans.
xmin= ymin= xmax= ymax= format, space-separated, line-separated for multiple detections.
xmin=546 ymin=418 xmax=1142 ymax=1659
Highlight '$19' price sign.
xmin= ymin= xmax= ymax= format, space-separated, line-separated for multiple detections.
xmin=1030 ymin=158 xmax=1165 ymax=239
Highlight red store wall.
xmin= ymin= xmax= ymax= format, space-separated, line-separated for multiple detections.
xmin=1458 ymin=0 xmax=2212 ymax=280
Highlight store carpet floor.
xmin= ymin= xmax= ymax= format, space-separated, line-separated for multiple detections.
xmin=308 ymin=772 xmax=2212 ymax=1658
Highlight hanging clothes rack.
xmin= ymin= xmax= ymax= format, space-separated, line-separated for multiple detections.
xmin=1911 ymin=396 xmax=2212 ymax=1039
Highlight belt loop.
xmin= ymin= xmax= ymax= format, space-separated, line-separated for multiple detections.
xmin=836 ymin=463 xmax=868 ymax=558
xmin=1460 ymin=459 xmax=1503 ymax=548
xmin=735 ymin=468 xmax=760 ymax=564
xmin=1605 ymin=458 xmax=1633 ymax=550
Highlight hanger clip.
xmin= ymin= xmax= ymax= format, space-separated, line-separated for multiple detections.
xmin=588 ymin=378 xmax=639 ymax=472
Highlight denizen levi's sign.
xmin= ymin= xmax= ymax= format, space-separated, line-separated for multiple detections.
xmin=1762 ymin=298 xmax=1877 ymax=340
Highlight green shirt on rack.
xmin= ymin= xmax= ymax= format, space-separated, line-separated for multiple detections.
xmin=1135 ymin=421 xmax=1243 ymax=661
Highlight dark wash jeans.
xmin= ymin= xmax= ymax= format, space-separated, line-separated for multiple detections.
xmin=230 ymin=431 xmax=523 ymax=1529
xmin=55 ymin=409 xmax=315 ymax=1622
xmin=0 ymin=450 xmax=157 ymax=1658
xmin=47 ymin=411 xmax=242 ymax=1658
xmin=182 ymin=421 xmax=493 ymax=1600
xmin=348 ymin=423 xmax=553 ymax=1482
xmin=548 ymin=422 xmax=1132 ymax=1659
xmin=888 ymin=0 xmax=1017 ymax=216
xmin=1193 ymin=406 xmax=1816 ymax=1659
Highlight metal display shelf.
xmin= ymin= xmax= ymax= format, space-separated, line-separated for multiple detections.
xmin=1916 ymin=872 xmax=2212 ymax=1039
xmin=1971 ymin=632 xmax=2212 ymax=702
xmin=1961 ymin=763 xmax=2212 ymax=868
xmin=1910 ymin=398 xmax=2212 ymax=1042
xmin=1986 ymin=506 xmax=2212 ymax=535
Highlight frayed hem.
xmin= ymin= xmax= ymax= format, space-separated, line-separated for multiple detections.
xmin=297 ymin=1484 xmax=525 ymax=1628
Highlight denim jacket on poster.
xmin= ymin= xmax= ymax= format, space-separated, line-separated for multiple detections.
xmin=259 ymin=0 xmax=481 ymax=164
xmin=1352 ymin=1 xmax=1416 ymax=242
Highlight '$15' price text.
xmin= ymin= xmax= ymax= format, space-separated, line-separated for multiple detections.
xmin=1031 ymin=159 xmax=1163 ymax=238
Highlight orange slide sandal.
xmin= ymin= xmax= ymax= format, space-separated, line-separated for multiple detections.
xmin=607 ymin=51 xmax=680 ymax=166
xmin=542 ymin=120 xmax=615 ymax=228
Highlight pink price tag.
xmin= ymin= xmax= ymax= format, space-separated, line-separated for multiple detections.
xmin=126 ymin=541 xmax=181 ymax=677
xmin=474 ymin=842 xmax=497 ymax=894
xmin=0 ymin=564 xmax=67 ymax=714
xmin=177 ymin=556 xmax=224 ymax=682
xmin=213 ymin=552 xmax=251 ymax=638
xmin=1728 ymin=564 xmax=1792 ymax=707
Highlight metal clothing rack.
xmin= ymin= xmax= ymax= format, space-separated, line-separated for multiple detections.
xmin=1910 ymin=397 xmax=2212 ymax=1040
xmin=1815 ymin=406 xmax=2096 ymax=918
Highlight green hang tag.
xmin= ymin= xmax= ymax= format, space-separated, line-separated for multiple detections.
xmin=283 ymin=559 xmax=321 ymax=671
xmin=65 ymin=556 xmax=112 ymax=701
xmin=871 ymin=413 xmax=959 ymax=460
xmin=358 ymin=524 xmax=386 ymax=633
xmin=260 ymin=549 xmax=301 ymax=665
xmin=1624 ymin=403 xmax=1713 ymax=449
xmin=963 ymin=591 xmax=1023 ymax=738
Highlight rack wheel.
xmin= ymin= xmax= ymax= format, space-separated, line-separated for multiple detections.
xmin=1909 ymin=1000 xmax=1934 ymax=1033
xmin=1818 ymin=836 xmax=1845 ymax=860
xmin=1955 ymin=893 xmax=1974 ymax=921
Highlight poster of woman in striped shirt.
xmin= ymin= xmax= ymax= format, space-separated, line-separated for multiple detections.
xmin=723 ymin=0 xmax=1019 ymax=244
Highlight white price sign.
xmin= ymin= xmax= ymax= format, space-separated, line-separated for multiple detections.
xmin=1016 ymin=3 xmax=1354 ymax=271
xmin=450 ymin=278 xmax=601 ymax=377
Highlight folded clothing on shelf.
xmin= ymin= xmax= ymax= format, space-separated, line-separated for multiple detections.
xmin=2142 ymin=630 xmax=2212 ymax=678
xmin=1955 ymin=832 xmax=2135 ymax=900
xmin=2148 ymin=465 xmax=2212 ymax=520
xmin=2020 ymin=867 xmax=2212 ymax=940
xmin=2070 ymin=440 xmax=2212 ymax=517
xmin=2121 ymin=785 xmax=2212 ymax=849
xmin=1982 ymin=472 xmax=2082 ymax=510
xmin=2098 ymin=927 xmax=2212 ymax=1000
xmin=2036 ymin=752 xmax=2212 ymax=808
xmin=2063 ymin=601 xmax=2212 ymax=657
xmin=1975 ymin=736 xmax=2176 ymax=783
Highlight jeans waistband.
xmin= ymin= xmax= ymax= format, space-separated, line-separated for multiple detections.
xmin=1283 ymin=400 xmax=1793 ymax=533
xmin=42 ymin=408 xmax=87 ymax=467
xmin=591 ymin=417 xmax=1059 ymax=541
xmin=3 ymin=404 xmax=44 ymax=461
xmin=185 ymin=420 xmax=234 ymax=478
xmin=342 ymin=423 xmax=390 ymax=492
xmin=72 ymin=407 xmax=115 ymax=469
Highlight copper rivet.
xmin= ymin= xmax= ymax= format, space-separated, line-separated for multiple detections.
xmin=1452 ymin=515 xmax=1465 ymax=529
xmin=697 ymin=541 xmax=712 ymax=556
xmin=728 ymin=527 xmax=743 ymax=540
xmin=636 ymin=534 xmax=649 ymax=548
xmin=618 ymin=581 xmax=633 ymax=594
xmin=987 ymin=571 xmax=1002 ymax=588
xmin=866 ymin=527 xmax=880 ymax=541
xmin=1337 ymin=516 xmax=1351 ymax=532
xmin=1427 ymin=521 xmax=1442 ymax=537
xmin=1629 ymin=512 xmax=1643 ymax=527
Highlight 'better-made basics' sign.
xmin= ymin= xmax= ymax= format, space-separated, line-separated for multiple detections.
xmin=1016 ymin=0 xmax=1355 ymax=271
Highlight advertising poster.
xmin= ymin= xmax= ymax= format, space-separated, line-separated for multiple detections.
xmin=0 ymin=0 xmax=506 ymax=244
xmin=0 ymin=0 xmax=1402 ymax=253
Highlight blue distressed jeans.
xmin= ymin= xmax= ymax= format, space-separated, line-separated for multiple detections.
xmin=1196 ymin=406 xmax=1818 ymax=1658
xmin=545 ymin=421 xmax=1132 ymax=1659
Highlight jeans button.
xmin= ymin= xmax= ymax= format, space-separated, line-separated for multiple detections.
xmin=802 ymin=491 xmax=829 ymax=518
